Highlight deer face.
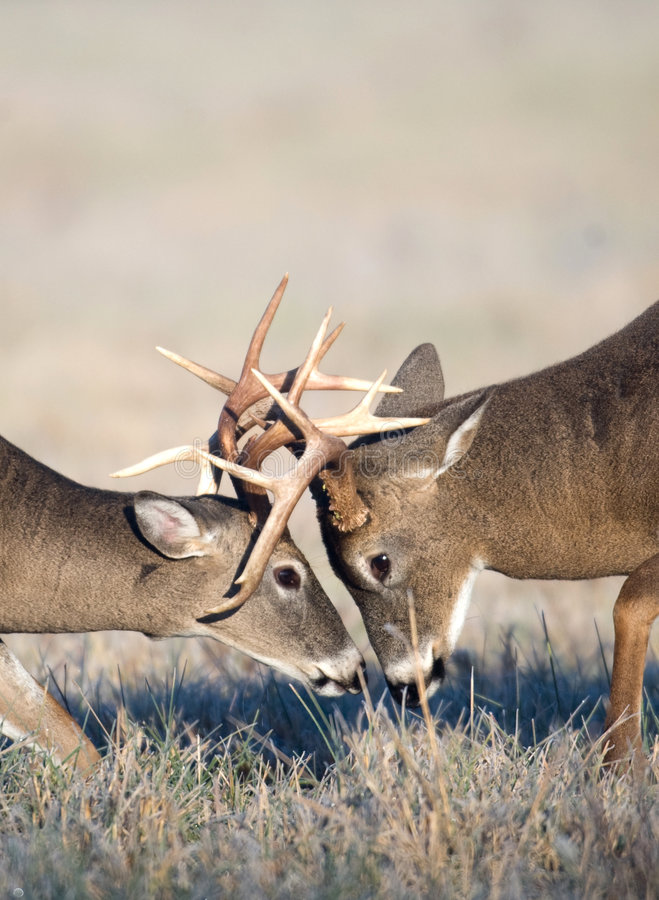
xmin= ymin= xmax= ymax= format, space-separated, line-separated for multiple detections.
xmin=133 ymin=492 xmax=365 ymax=697
xmin=200 ymin=527 xmax=367 ymax=698
xmin=319 ymin=457 xmax=483 ymax=703
xmin=316 ymin=344 xmax=490 ymax=705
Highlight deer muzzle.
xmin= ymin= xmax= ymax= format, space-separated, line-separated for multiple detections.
xmin=309 ymin=649 xmax=366 ymax=697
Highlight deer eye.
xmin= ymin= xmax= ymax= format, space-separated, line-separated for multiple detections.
xmin=274 ymin=566 xmax=301 ymax=590
xmin=370 ymin=554 xmax=391 ymax=582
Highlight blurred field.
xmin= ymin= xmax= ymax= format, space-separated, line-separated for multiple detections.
xmin=1 ymin=0 xmax=657 ymax=782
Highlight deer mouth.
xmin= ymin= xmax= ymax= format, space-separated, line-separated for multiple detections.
xmin=310 ymin=659 xmax=366 ymax=697
xmin=387 ymin=656 xmax=446 ymax=707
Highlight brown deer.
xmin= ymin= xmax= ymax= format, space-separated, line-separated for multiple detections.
xmin=1 ymin=279 xmax=427 ymax=772
xmin=0 ymin=435 xmax=366 ymax=771
xmin=310 ymin=301 xmax=658 ymax=767
xmin=136 ymin=282 xmax=657 ymax=766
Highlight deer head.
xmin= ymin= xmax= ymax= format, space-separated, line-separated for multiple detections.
xmin=314 ymin=344 xmax=491 ymax=704
xmin=314 ymin=299 xmax=659 ymax=779
xmin=113 ymin=275 xmax=429 ymax=615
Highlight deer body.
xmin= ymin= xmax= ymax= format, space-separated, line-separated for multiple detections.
xmin=0 ymin=435 xmax=364 ymax=770
xmin=416 ymin=308 xmax=657 ymax=581
xmin=317 ymin=302 xmax=658 ymax=765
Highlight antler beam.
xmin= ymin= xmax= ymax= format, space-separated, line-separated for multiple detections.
xmin=113 ymin=276 xmax=429 ymax=611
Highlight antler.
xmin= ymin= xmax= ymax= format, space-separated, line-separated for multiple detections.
xmin=156 ymin=274 xmax=402 ymax=459
xmin=202 ymin=371 xmax=354 ymax=613
xmin=112 ymin=361 xmax=428 ymax=616
xmin=111 ymin=426 xmax=350 ymax=615
xmin=246 ymin=369 xmax=429 ymax=537
xmin=112 ymin=276 xmax=429 ymax=612
xmin=110 ymin=442 xmax=218 ymax=494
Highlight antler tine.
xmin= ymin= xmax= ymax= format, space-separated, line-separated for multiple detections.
xmin=156 ymin=347 xmax=236 ymax=396
xmin=112 ymin=441 xmax=282 ymax=492
xmin=218 ymin=274 xmax=290 ymax=465
xmin=251 ymin=367 xmax=429 ymax=443
xmin=110 ymin=444 xmax=209 ymax=480
xmin=213 ymin=275 xmax=290 ymax=523
xmin=287 ymin=306 xmax=333 ymax=404
xmin=320 ymin=321 xmax=344 ymax=356
xmin=158 ymin=325 xmax=400 ymax=403
xmin=235 ymin=307 xmax=336 ymax=473
xmin=197 ymin=437 xmax=339 ymax=614
xmin=305 ymin=322 xmax=402 ymax=394
xmin=313 ymin=370 xmax=431 ymax=437
xmin=239 ymin=273 xmax=290 ymax=382
xmin=255 ymin=318 xmax=401 ymax=395
xmin=110 ymin=442 xmax=225 ymax=497
xmin=156 ymin=273 xmax=288 ymax=424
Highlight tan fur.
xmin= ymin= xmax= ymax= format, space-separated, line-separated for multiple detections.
xmin=0 ymin=640 xmax=100 ymax=772
xmin=604 ymin=554 xmax=659 ymax=768
xmin=317 ymin=302 xmax=658 ymax=767
xmin=0 ymin=436 xmax=363 ymax=769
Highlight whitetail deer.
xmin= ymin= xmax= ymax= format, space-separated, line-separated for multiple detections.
xmin=1 ymin=277 xmax=426 ymax=772
xmin=0 ymin=435 xmax=366 ymax=771
xmin=119 ymin=275 xmax=428 ymax=613
xmin=310 ymin=302 xmax=658 ymax=767
xmin=145 ymin=288 xmax=656 ymax=766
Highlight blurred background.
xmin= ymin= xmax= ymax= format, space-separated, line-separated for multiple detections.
xmin=2 ymin=1 xmax=657 ymax=705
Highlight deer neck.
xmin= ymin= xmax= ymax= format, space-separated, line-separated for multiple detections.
xmin=447 ymin=339 xmax=658 ymax=579
xmin=0 ymin=437 xmax=215 ymax=635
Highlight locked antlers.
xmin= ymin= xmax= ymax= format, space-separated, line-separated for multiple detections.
xmin=112 ymin=276 xmax=428 ymax=611
xmin=158 ymin=275 xmax=396 ymax=466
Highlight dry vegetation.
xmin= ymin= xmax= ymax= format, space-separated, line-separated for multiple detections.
xmin=0 ymin=643 xmax=656 ymax=898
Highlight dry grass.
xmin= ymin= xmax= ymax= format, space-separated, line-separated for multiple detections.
xmin=1 ymin=630 xmax=657 ymax=898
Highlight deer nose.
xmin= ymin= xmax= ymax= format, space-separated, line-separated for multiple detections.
xmin=386 ymin=656 xmax=446 ymax=707
xmin=388 ymin=680 xmax=420 ymax=707
xmin=311 ymin=653 xmax=366 ymax=696
xmin=347 ymin=658 xmax=368 ymax=693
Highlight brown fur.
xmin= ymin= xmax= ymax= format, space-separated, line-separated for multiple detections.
xmin=0 ymin=436 xmax=363 ymax=770
xmin=317 ymin=302 xmax=658 ymax=766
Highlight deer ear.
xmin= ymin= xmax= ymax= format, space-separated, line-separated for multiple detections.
xmin=403 ymin=391 xmax=490 ymax=483
xmin=435 ymin=396 xmax=488 ymax=474
xmin=375 ymin=343 xmax=445 ymax=419
xmin=134 ymin=492 xmax=215 ymax=559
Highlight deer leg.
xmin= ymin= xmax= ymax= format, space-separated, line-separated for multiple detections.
xmin=0 ymin=639 xmax=100 ymax=773
xmin=603 ymin=553 xmax=659 ymax=769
